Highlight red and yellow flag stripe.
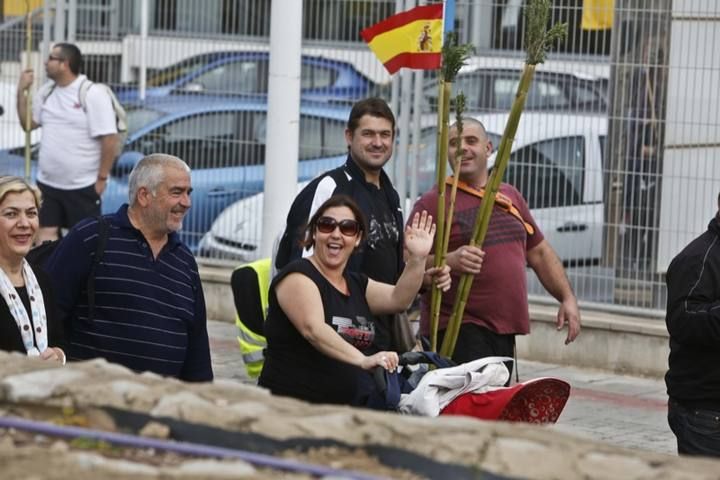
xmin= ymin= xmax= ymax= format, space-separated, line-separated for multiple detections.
xmin=361 ymin=4 xmax=443 ymax=75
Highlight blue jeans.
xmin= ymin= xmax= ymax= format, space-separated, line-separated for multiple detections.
xmin=668 ymin=398 xmax=720 ymax=457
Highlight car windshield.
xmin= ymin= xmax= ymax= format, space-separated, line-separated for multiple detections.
xmin=125 ymin=107 xmax=165 ymax=136
xmin=147 ymin=53 xmax=219 ymax=87
xmin=423 ymin=70 xmax=607 ymax=113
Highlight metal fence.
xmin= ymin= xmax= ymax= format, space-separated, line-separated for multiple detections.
xmin=0 ymin=0 xmax=718 ymax=318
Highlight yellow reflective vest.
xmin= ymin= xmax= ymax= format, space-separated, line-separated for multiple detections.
xmin=232 ymin=258 xmax=271 ymax=379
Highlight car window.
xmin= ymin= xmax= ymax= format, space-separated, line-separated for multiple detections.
xmin=505 ymin=136 xmax=585 ymax=209
xmin=147 ymin=53 xmax=215 ymax=87
xmin=494 ymin=77 xmax=570 ymax=110
xmin=125 ymin=107 xmax=164 ymax=136
xmin=127 ymin=111 xmax=265 ymax=169
xmin=572 ymin=83 xmax=606 ymax=111
xmin=424 ymin=70 xmax=608 ymax=113
xmin=298 ymin=116 xmax=347 ymax=159
xmin=186 ymin=60 xmax=269 ymax=94
xmin=301 ymin=65 xmax=338 ymax=90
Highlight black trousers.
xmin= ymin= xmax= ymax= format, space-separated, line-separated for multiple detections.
xmin=436 ymin=322 xmax=515 ymax=383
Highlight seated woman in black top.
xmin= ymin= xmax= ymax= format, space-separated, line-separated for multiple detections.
xmin=259 ymin=194 xmax=448 ymax=406
xmin=0 ymin=176 xmax=65 ymax=362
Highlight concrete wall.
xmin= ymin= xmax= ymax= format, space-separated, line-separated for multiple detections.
xmin=1 ymin=351 xmax=716 ymax=480
xmin=201 ymin=266 xmax=670 ymax=378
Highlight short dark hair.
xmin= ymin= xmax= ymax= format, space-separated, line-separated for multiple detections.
xmin=300 ymin=195 xmax=368 ymax=250
xmin=347 ymin=97 xmax=395 ymax=136
xmin=54 ymin=43 xmax=82 ymax=75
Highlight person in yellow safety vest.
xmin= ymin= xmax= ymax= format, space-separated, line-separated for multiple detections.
xmin=230 ymin=258 xmax=271 ymax=379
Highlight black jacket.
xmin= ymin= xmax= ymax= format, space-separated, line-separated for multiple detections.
xmin=275 ymin=155 xmax=404 ymax=280
xmin=665 ymin=214 xmax=720 ymax=406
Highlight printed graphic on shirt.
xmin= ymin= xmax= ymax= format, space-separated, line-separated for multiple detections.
xmin=366 ymin=212 xmax=400 ymax=251
xmin=332 ymin=315 xmax=375 ymax=350
xmin=454 ymin=206 xmax=527 ymax=248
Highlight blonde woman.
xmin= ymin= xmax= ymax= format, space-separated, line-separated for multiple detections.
xmin=0 ymin=176 xmax=65 ymax=363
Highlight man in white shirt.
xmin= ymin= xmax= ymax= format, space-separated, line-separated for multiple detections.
xmin=16 ymin=43 xmax=119 ymax=242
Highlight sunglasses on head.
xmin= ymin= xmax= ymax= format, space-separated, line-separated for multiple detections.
xmin=316 ymin=216 xmax=361 ymax=236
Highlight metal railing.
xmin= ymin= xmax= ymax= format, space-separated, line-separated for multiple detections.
xmin=0 ymin=0 xmax=717 ymax=318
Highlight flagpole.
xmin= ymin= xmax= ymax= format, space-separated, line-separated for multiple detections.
xmin=24 ymin=0 xmax=33 ymax=181
xmin=443 ymin=0 xmax=456 ymax=35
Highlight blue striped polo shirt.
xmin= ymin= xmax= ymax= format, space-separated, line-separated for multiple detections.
xmin=45 ymin=205 xmax=213 ymax=381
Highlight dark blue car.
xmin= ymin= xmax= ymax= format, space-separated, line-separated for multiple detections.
xmin=115 ymin=51 xmax=373 ymax=104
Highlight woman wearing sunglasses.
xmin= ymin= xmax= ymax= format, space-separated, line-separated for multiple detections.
xmin=259 ymin=194 xmax=449 ymax=406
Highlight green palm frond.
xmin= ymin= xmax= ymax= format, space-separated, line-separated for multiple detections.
xmin=441 ymin=32 xmax=475 ymax=82
xmin=525 ymin=0 xmax=568 ymax=65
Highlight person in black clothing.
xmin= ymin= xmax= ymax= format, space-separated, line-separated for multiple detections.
xmin=275 ymin=97 xmax=449 ymax=351
xmin=260 ymin=195 xmax=448 ymax=406
xmin=0 ymin=176 xmax=65 ymax=362
xmin=666 ymin=192 xmax=720 ymax=456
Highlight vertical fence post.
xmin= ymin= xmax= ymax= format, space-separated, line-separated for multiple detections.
xmin=138 ymin=0 xmax=148 ymax=102
xmin=54 ymin=0 xmax=66 ymax=42
xmin=261 ymin=0 xmax=303 ymax=259
xmin=66 ymin=0 xmax=76 ymax=42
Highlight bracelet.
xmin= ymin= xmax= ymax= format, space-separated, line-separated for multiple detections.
xmin=97 ymin=175 xmax=109 ymax=181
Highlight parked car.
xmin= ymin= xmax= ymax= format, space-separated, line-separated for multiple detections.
xmin=202 ymin=112 xmax=607 ymax=266
xmin=198 ymin=181 xmax=310 ymax=261
xmin=423 ymin=68 xmax=608 ymax=114
xmin=116 ymin=51 xmax=373 ymax=104
xmin=0 ymin=95 xmax=351 ymax=252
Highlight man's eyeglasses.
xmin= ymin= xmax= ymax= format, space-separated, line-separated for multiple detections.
xmin=47 ymin=55 xmax=64 ymax=62
xmin=316 ymin=216 xmax=361 ymax=237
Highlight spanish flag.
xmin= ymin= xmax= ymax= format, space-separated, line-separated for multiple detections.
xmin=361 ymin=4 xmax=443 ymax=75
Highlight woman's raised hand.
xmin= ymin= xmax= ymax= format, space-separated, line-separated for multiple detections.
xmin=404 ymin=211 xmax=435 ymax=259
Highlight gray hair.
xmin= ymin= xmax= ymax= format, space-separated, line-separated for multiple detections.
xmin=128 ymin=154 xmax=190 ymax=205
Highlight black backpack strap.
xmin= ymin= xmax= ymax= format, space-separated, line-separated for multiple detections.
xmin=86 ymin=215 xmax=110 ymax=322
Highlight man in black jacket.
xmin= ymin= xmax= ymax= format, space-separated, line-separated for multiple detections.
xmin=665 ymin=192 xmax=720 ymax=456
xmin=276 ymin=98 xmax=404 ymax=351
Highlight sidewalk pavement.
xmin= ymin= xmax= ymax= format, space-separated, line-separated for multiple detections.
xmin=207 ymin=319 xmax=676 ymax=456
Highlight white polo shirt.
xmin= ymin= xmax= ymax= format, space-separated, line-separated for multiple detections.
xmin=33 ymin=74 xmax=117 ymax=189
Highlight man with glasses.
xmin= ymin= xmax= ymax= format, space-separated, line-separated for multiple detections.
xmin=16 ymin=43 xmax=119 ymax=241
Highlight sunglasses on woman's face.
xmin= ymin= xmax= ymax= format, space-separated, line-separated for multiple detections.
xmin=316 ymin=216 xmax=361 ymax=237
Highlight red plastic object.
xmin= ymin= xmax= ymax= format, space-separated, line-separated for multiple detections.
xmin=440 ymin=377 xmax=571 ymax=424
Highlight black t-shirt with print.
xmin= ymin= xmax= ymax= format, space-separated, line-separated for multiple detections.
xmin=360 ymin=184 xmax=400 ymax=351
xmin=259 ymin=258 xmax=378 ymax=406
